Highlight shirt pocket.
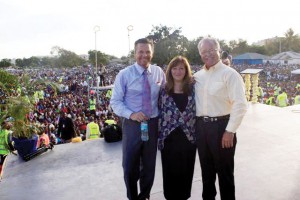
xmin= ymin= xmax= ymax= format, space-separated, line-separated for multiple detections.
xmin=208 ymin=82 xmax=225 ymax=97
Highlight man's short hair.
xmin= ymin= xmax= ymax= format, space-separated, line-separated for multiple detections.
xmin=134 ymin=38 xmax=154 ymax=52
xmin=197 ymin=37 xmax=221 ymax=52
xmin=89 ymin=116 xmax=94 ymax=121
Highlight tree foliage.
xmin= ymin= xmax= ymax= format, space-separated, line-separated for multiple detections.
xmin=6 ymin=27 xmax=300 ymax=67
xmin=147 ymin=25 xmax=190 ymax=67
xmin=0 ymin=59 xmax=12 ymax=68
xmin=0 ymin=70 xmax=19 ymax=94
xmin=88 ymin=50 xmax=110 ymax=66
xmin=185 ymin=37 xmax=203 ymax=65
xmin=51 ymin=46 xmax=86 ymax=67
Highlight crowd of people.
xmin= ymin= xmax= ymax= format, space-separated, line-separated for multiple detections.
xmin=230 ymin=63 xmax=300 ymax=106
xmin=1 ymin=37 xmax=300 ymax=199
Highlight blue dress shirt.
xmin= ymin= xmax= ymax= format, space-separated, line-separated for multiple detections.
xmin=110 ymin=63 xmax=166 ymax=119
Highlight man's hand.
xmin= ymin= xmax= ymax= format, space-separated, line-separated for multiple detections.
xmin=222 ymin=131 xmax=235 ymax=148
xmin=130 ymin=112 xmax=149 ymax=122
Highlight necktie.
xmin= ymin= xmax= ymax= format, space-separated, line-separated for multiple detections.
xmin=142 ymin=70 xmax=152 ymax=117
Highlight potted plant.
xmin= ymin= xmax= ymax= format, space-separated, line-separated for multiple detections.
xmin=0 ymin=70 xmax=38 ymax=158
xmin=0 ymin=70 xmax=57 ymax=159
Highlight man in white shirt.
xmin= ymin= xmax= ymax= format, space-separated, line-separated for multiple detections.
xmin=194 ymin=37 xmax=248 ymax=200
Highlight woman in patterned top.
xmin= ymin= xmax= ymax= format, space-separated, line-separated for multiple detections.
xmin=158 ymin=56 xmax=196 ymax=200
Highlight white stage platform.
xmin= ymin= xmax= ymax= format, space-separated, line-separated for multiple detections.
xmin=0 ymin=103 xmax=300 ymax=200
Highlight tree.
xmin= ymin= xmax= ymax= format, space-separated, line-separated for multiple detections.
xmin=219 ymin=40 xmax=232 ymax=53
xmin=147 ymin=25 xmax=189 ymax=66
xmin=0 ymin=59 xmax=12 ymax=68
xmin=28 ymin=56 xmax=41 ymax=67
xmin=88 ymin=50 xmax=110 ymax=66
xmin=283 ymin=28 xmax=300 ymax=52
xmin=40 ymin=56 xmax=54 ymax=67
xmin=230 ymin=39 xmax=250 ymax=55
xmin=185 ymin=37 xmax=203 ymax=65
xmin=51 ymin=46 xmax=85 ymax=68
xmin=248 ymin=45 xmax=267 ymax=55
xmin=15 ymin=58 xmax=24 ymax=68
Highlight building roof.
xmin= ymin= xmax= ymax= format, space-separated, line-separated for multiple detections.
xmin=233 ymin=52 xmax=270 ymax=60
xmin=270 ymin=51 xmax=300 ymax=60
xmin=291 ymin=69 xmax=300 ymax=74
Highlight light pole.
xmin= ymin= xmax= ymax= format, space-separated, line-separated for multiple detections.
xmin=276 ymin=36 xmax=282 ymax=54
xmin=127 ymin=25 xmax=133 ymax=56
xmin=94 ymin=25 xmax=100 ymax=80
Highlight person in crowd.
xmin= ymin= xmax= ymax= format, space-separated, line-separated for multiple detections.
xmin=76 ymin=117 xmax=87 ymax=140
xmin=89 ymin=95 xmax=96 ymax=117
xmin=265 ymin=94 xmax=276 ymax=106
xmin=158 ymin=56 xmax=196 ymax=200
xmin=0 ymin=121 xmax=13 ymax=173
xmin=110 ymin=38 xmax=166 ymax=200
xmin=294 ymin=91 xmax=300 ymax=105
xmin=221 ymin=50 xmax=232 ymax=66
xmin=86 ymin=116 xmax=100 ymax=140
xmin=57 ymin=112 xmax=76 ymax=143
xmin=257 ymin=84 xmax=264 ymax=103
xmin=102 ymin=112 xmax=122 ymax=143
xmin=276 ymin=90 xmax=289 ymax=107
xmin=103 ymin=112 xmax=115 ymax=125
xmin=99 ymin=63 xmax=107 ymax=86
xmin=36 ymin=125 xmax=50 ymax=148
xmin=194 ymin=37 xmax=248 ymax=200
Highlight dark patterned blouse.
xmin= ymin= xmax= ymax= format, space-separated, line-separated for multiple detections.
xmin=158 ymin=86 xmax=196 ymax=150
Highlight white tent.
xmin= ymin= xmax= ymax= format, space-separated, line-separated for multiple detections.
xmin=291 ymin=69 xmax=300 ymax=75
xmin=269 ymin=51 xmax=300 ymax=65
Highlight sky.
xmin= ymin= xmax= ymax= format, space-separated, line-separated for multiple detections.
xmin=1 ymin=0 xmax=299 ymax=60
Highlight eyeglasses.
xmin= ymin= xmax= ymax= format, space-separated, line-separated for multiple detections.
xmin=200 ymin=49 xmax=218 ymax=56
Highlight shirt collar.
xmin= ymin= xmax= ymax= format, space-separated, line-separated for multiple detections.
xmin=203 ymin=60 xmax=222 ymax=71
xmin=135 ymin=62 xmax=152 ymax=75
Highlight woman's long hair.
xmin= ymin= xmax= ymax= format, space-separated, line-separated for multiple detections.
xmin=165 ymin=56 xmax=193 ymax=95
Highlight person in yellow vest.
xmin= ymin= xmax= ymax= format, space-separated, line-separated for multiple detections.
xmin=89 ymin=95 xmax=96 ymax=116
xmin=34 ymin=90 xmax=39 ymax=103
xmin=274 ymin=85 xmax=281 ymax=97
xmin=38 ymin=89 xmax=44 ymax=100
xmin=276 ymin=90 xmax=289 ymax=107
xmin=257 ymin=84 xmax=264 ymax=103
xmin=86 ymin=116 xmax=100 ymax=140
xmin=266 ymin=96 xmax=276 ymax=106
xmin=106 ymin=89 xmax=112 ymax=99
xmin=102 ymin=113 xmax=122 ymax=143
xmin=0 ymin=121 xmax=13 ymax=173
xmin=104 ymin=113 xmax=117 ymax=126
xmin=294 ymin=91 xmax=300 ymax=105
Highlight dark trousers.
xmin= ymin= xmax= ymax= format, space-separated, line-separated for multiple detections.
xmin=161 ymin=129 xmax=196 ymax=200
xmin=195 ymin=118 xmax=236 ymax=200
xmin=122 ymin=117 xmax=158 ymax=200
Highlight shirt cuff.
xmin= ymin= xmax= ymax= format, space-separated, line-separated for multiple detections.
xmin=225 ymin=123 xmax=237 ymax=134
xmin=124 ymin=110 xmax=133 ymax=120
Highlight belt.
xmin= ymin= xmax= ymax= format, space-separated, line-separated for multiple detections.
xmin=197 ymin=115 xmax=230 ymax=123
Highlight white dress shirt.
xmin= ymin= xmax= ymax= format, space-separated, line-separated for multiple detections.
xmin=194 ymin=61 xmax=248 ymax=133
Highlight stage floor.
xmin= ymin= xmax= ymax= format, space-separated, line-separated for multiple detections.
xmin=1 ymin=103 xmax=300 ymax=200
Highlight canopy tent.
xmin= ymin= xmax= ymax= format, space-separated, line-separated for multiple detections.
xmin=240 ymin=69 xmax=264 ymax=74
xmin=232 ymin=53 xmax=269 ymax=65
xmin=291 ymin=69 xmax=300 ymax=75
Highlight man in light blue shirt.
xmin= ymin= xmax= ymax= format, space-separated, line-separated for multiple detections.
xmin=110 ymin=38 xmax=165 ymax=200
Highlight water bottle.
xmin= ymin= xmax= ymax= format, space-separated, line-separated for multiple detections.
xmin=140 ymin=121 xmax=149 ymax=141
